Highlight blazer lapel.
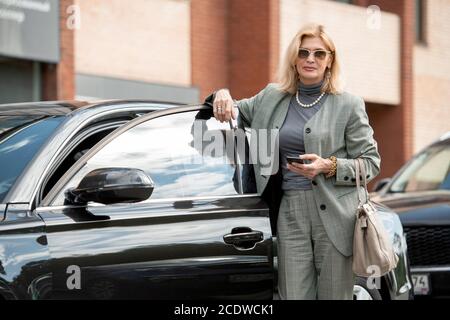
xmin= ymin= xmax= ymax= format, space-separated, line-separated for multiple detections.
xmin=259 ymin=93 xmax=291 ymax=178
xmin=271 ymin=93 xmax=292 ymax=129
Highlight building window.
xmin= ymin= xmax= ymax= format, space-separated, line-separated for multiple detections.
xmin=415 ymin=0 xmax=426 ymax=43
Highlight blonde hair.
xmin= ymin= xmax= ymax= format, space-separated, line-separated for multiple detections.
xmin=277 ymin=23 xmax=342 ymax=95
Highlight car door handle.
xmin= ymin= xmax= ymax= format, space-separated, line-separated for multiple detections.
xmin=223 ymin=231 xmax=263 ymax=246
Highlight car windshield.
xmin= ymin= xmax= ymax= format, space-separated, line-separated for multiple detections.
xmin=390 ymin=143 xmax=450 ymax=193
xmin=0 ymin=115 xmax=64 ymax=203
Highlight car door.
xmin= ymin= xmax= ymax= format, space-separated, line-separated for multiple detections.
xmin=38 ymin=106 xmax=274 ymax=299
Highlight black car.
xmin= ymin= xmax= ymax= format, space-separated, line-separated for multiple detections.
xmin=0 ymin=100 xmax=411 ymax=300
xmin=372 ymin=132 xmax=450 ymax=298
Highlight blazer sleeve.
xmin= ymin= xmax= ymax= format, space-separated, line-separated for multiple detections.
xmin=334 ymin=96 xmax=381 ymax=186
xmin=203 ymin=84 xmax=271 ymax=129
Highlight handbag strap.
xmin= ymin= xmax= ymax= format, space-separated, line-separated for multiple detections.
xmin=355 ymin=158 xmax=370 ymax=205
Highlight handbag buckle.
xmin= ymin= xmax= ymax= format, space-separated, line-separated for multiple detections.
xmin=362 ymin=203 xmax=376 ymax=214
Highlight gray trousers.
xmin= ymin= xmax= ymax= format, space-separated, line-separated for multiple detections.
xmin=277 ymin=189 xmax=355 ymax=300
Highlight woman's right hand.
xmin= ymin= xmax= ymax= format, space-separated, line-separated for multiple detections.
xmin=213 ymin=89 xmax=237 ymax=123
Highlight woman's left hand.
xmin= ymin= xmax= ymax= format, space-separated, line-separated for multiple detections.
xmin=286 ymin=153 xmax=332 ymax=180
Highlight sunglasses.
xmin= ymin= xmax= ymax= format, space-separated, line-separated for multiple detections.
xmin=298 ymin=48 xmax=333 ymax=60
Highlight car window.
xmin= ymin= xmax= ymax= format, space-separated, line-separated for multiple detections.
xmin=0 ymin=116 xmax=64 ymax=202
xmin=390 ymin=144 xmax=450 ymax=193
xmin=40 ymin=113 xmax=152 ymax=202
xmin=41 ymin=127 xmax=118 ymax=200
xmin=51 ymin=110 xmax=239 ymax=205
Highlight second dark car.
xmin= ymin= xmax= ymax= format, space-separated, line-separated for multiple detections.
xmin=372 ymin=132 xmax=450 ymax=298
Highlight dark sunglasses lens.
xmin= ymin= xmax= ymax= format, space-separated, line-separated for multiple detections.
xmin=298 ymin=49 xmax=310 ymax=59
xmin=314 ymin=50 xmax=327 ymax=59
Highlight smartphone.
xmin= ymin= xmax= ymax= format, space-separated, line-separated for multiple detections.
xmin=286 ymin=156 xmax=305 ymax=164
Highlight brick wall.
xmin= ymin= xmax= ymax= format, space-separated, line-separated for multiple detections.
xmin=413 ymin=0 xmax=450 ymax=152
xmin=191 ymin=0 xmax=279 ymax=101
xmin=42 ymin=0 xmax=75 ymax=100
xmin=354 ymin=0 xmax=415 ymax=183
xmin=228 ymin=0 xmax=279 ymax=99
xmin=191 ymin=0 xmax=230 ymax=101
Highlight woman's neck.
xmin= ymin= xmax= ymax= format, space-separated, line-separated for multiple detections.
xmin=298 ymin=80 xmax=324 ymax=96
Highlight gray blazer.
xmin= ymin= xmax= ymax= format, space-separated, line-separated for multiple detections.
xmin=233 ymin=83 xmax=381 ymax=257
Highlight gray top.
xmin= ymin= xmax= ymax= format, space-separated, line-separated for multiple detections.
xmin=279 ymin=80 xmax=328 ymax=190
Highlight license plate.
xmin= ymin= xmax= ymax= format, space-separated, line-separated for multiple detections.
xmin=412 ymin=274 xmax=431 ymax=295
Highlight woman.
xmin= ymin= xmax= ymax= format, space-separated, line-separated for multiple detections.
xmin=207 ymin=23 xmax=381 ymax=300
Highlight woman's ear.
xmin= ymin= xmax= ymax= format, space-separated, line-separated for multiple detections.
xmin=327 ymin=53 xmax=333 ymax=68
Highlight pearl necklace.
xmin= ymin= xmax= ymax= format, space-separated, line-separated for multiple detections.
xmin=295 ymin=90 xmax=325 ymax=108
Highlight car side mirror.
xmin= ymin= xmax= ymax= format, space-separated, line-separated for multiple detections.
xmin=372 ymin=178 xmax=391 ymax=193
xmin=64 ymin=168 xmax=154 ymax=205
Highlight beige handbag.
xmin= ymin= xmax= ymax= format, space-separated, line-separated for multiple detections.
xmin=352 ymin=158 xmax=399 ymax=277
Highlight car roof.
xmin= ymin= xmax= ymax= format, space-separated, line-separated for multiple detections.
xmin=428 ymin=131 xmax=450 ymax=148
xmin=438 ymin=131 xmax=450 ymax=142
xmin=0 ymin=101 xmax=87 ymax=116
xmin=0 ymin=99 xmax=183 ymax=116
